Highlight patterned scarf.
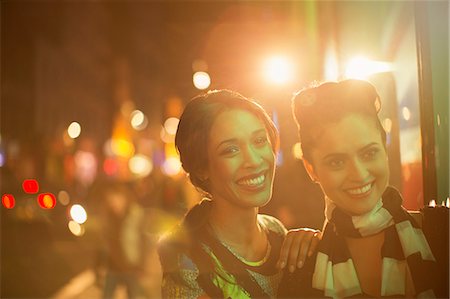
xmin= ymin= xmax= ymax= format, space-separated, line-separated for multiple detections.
xmin=312 ymin=186 xmax=436 ymax=298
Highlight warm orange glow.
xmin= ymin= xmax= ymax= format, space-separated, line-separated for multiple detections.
xmin=38 ymin=193 xmax=56 ymax=209
xmin=263 ymin=56 xmax=294 ymax=85
xmin=2 ymin=194 xmax=15 ymax=209
xmin=22 ymin=179 xmax=39 ymax=194
xmin=111 ymin=138 xmax=135 ymax=158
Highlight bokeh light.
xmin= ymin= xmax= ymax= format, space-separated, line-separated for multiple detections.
xmin=402 ymin=107 xmax=411 ymax=120
xmin=193 ymin=71 xmax=211 ymax=90
xmin=103 ymin=158 xmax=119 ymax=176
xmin=263 ymin=56 xmax=293 ymax=85
xmin=164 ymin=117 xmax=180 ymax=135
xmin=57 ymin=190 xmax=70 ymax=206
xmin=37 ymin=193 xmax=56 ymax=209
xmin=22 ymin=179 xmax=39 ymax=194
xmin=2 ymin=194 xmax=15 ymax=209
xmin=67 ymin=122 xmax=81 ymax=139
xmin=130 ymin=110 xmax=148 ymax=130
xmin=70 ymin=204 xmax=87 ymax=224
xmin=161 ymin=156 xmax=182 ymax=176
xmin=68 ymin=220 xmax=85 ymax=237
xmin=110 ymin=139 xmax=135 ymax=158
xmin=74 ymin=150 xmax=98 ymax=186
xmin=160 ymin=127 xmax=175 ymax=144
xmin=192 ymin=59 xmax=208 ymax=72
xmin=0 ymin=151 xmax=5 ymax=167
xmin=129 ymin=154 xmax=153 ymax=177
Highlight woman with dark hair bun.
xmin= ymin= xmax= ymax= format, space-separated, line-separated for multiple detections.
xmin=280 ymin=80 xmax=441 ymax=298
xmin=158 ymin=89 xmax=319 ymax=298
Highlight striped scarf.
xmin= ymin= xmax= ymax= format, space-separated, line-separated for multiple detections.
xmin=312 ymin=187 xmax=436 ymax=298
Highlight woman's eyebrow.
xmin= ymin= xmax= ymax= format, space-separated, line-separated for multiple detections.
xmin=215 ymin=128 xmax=266 ymax=150
xmin=358 ymin=142 xmax=379 ymax=153
xmin=216 ymin=138 xmax=237 ymax=150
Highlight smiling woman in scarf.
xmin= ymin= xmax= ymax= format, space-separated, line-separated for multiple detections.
xmin=279 ymin=80 xmax=443 ymax=298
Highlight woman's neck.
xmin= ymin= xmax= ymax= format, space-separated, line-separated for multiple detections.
xmin=208 ymin=199 xmax=267 ymax=261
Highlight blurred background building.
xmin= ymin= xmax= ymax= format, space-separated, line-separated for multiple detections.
xmin=1 ymin=1 xmax=448 ymax=298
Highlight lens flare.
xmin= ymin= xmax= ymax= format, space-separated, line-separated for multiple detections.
xmin=263 ymin=56 xmax=293 ymax=85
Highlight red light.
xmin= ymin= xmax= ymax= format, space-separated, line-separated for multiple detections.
xmin=2 ymin=194 xmax=15 ymax=209
xmin=103 ymin=158 xmax=118 ymax=176
xmin=22 ymin=179 xmax=39 ymax=194
xmin=37 ymin=193 xmax=56 ymax=209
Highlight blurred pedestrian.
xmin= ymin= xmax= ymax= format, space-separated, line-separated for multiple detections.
xmin=96 ymin=182 xmax=147 ymax=299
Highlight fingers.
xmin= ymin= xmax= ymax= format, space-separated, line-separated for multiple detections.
xmin=288 ymin=231 xmax=306 ymax=272
xmin=278 ymin=228 xmax=322 ymax=273
xmin=277 ymin=233 xmax=293 ymax=270
xmin=308 ymin=231 xmax=321 ymax=257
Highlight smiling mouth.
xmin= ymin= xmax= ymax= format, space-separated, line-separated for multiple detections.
xmin=236 ymin=173 xmax=267 ymax=189
xmin=345 ymin=182 xmax=373 ymax=196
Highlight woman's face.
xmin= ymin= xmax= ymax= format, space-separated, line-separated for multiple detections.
xmin=206 ymin=109 xmax=276 ymax=209
xmin=305 ymin=113 xmax=389 ymax=216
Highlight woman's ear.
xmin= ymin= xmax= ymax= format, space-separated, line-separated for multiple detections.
xmin=197 ymin=169 xmax=209 ymax=182
xmin=303 ymin=159 xmax=319 ymax=183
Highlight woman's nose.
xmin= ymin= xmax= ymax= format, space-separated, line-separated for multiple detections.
xmin=242 ymin=146 xmax=261 ymax=167
xmin=348 ymin=159 xmax=369 ymax=180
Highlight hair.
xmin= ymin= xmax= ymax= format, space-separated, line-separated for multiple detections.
xmin=175 ymin=89 xmax=279 ymax=196
xmin=292 ymin=79 xmax=386 ymax=162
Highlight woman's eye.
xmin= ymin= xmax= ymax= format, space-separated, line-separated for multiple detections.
xmin=254 ymin=136 xmax=268 ymax=145
xmin=327 ymin=159 xmax=344 ymax=169
xmin=363 ymin=148 xmax=379 ymax=160
xmin=221 ymin=146 xmax=239 ymax=156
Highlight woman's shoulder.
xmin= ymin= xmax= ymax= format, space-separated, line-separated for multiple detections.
xmin=157 ymin=224 xmax=192 ymax=271
xmin=257 ymin=214 xmax=288 ymax=236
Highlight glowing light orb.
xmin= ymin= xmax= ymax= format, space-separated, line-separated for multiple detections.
xmin=263 ymin=56 xmax=293 ymax=85
xmin=22 ymin=179 xmax=39 ymax=194
xmin=57 ymin=190 xmax=70 ymax=206
xmin=402 ymin=107 xmax=411 ymax=121
xmin=2 ymin=194 xmax=15 ymax=209
xmin=164 ymin=117 xmax=180 ymax=135
xmin=193 ymin=71 xmax=211 ymax=90
xmin=37 ymin=193 xmax=56 ymax=209
xmin=68 ymin=220 xmax=85 ymax=236
xmin=162 ymin=157 xmax=182 ymax=176
xmin=129 ymin=154 xmax=153 ymax=177
xmin=68 ymin=122 xmax=81 ymax=139
xmin=103 ymin=158 xmax=119 ymax=176
xmin=111 ymin=139 xmax=135 ymax=158
xmin=70 ymin=204 xmax=87 ymax=224
xmin=130 ymin=110 xmax=148 ymax=130
xmin=160 ymin=127 xmax=175 ymax=144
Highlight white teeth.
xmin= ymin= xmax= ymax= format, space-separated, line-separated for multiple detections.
xmin=238 ymin=175 xmax=265 ymax=187
xmin=347 ymin=183 xmax=371 ymax=195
